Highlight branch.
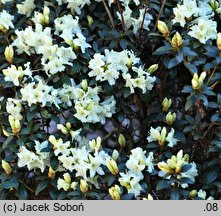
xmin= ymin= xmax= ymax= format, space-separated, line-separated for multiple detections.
xmin=153 ymin=0 xmax=167 ymax=32
xmin=139 ymin=5 xmax=148 ymax=38
xmin=139 ymin=0 xmax=150 ymax=38
xmin=102 ymin=0 xmax=115 ymax=30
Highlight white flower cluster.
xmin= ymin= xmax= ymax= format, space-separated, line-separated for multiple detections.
xmin=13 ymin=24 xmax=53 ymax=55
xmin=20 ymin=78 xmax=116 ymax=124
xmin=53 ymin=137 xmax=155 ymax=193
xmin=13 ymin=13 xmax=90 ymax=76
xmin=3 ymin=62 xmax=32 ymax=86
xmin=48 ymin=136 xmax=110 ymax=188
xmin=123 ymin=66 xmax=156 ymax=94
xmin=20 ymin=79 xmax=58 ymax=107
xmin=40 ymin=44 xmax=77 ymax=76
xmin=58 ymin=82 xmax=116 ymax=124
xmin=17 ymin=141 xmax=50 ymax=172
xmin=54 ymin=15 xmax=91 ymax=53
xmin=147 ymin=127 xmax=178 ymax=147
xmin=172 ymin=0 xmax=217 ymax=44
xmin=188 ymin=19 xmax=217 ymax=44
xmin=119 ymin=147 xmax=154 ymax=197
xmin=158 ymin=150 xmax=198 ymax=188
xmin=17 ymin=134 xmax=155 ymax=195
xmin=116 ymin=0 xmax=153 ymax=34
xmin=0 ymin=10 xmax=14 ymax=31
xmin=173 ymin=0 xmax=198 ymax=27
xmin=89 ymin=49 xmax=156 ymax=94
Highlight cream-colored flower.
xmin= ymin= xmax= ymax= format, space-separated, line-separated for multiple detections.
xmin=17 ymin=0 xmax=36 ymax=17
xmin=109 ymin=185 xmax=121 ymax=200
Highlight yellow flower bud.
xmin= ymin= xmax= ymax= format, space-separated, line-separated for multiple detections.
xmin=217 ymin=33 xmax=221 ymax=51
xmin=162 ymin=97 xmax=172 ymax=112
xmin=49 ymin=135 xmax=57 ymax=149
xmin=106 ymin=158 xmax=119 ymax=175
xmin=35 ymin=6 xmax=50 ymax=25
xmin=43 ymin=6 xmax=50 ymax=24
xmin=189 ymin=190 xmax=198 ymax=198
xmin=61 ymin=128 xmax=68 ymax=135
xmin=57 ymin=124 xmax=65 ymax=130
xmin=119 ymin=179 xmax=131 ymax=189
xmin=48 ymin=167 xmax=56 ymax=179
xmin=127 ymin=58 xmax=133 ymax=68
xmin=4 ymin=45 xmax=14 ymax=64
xmin=112 ymin=150 xmax=119 ymax=161
xmin=210 ymin=0 xmax=219 ymax=10
xmin=118 ymin=134 xmax=125 ymax=148
xmin=63 ymin=173 xmax=71 ymax=184
xmin=183 ymin=155 xmax=189 ymax=164
xmin=158 ymin=127 xmax=167 ymax=146
xmin=89 ymin=137 xmax=101 ymax=151
xmin=80 ymin=179 xmax=88 ymax=193
xmin=191 ymin=79 xmax=198 ymax=89
xmin=157 ymin=21 xmax=169 ymax=37
xmin=8 ymin=115 xmax=21 ymax=134
xmin=0 ymin=25 xmax=7 ymax=33
xmin=147 ymin=64 xmax=158 ymax=74
xmin=193 ymin=73 xmax=199 ymax=81
xmin=82 ymin=79 xmax=88 ymax=91
xmin=199 ymin=72 xmax=207 ymax=84
xmin=171 ymin=32 xmax=183 ymax=48
xmin=89 ymin=139 xmax=95 ymax=151
xmin=109 ymin=185 xmax=121 ymax=200
xmin=2 ymin=160 xmax=12 ymax=175
xmin=87 ymin=16 xmax=94 ymax=28
xmin=192 ymin=72 xmax=206 ymax=90
xmin=14 ymin=119 xmax=21 ymax=133
xmin=66 ymin=122 xmax=71 ymax=130
xmin=166 ymin=112 xmax=176 ymax=125
xmin=95 ymin=136 xmax=101 ymax=150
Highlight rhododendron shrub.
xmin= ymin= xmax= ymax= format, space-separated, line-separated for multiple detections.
xmin=0 ymin=0 xmax=220 ymax=200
